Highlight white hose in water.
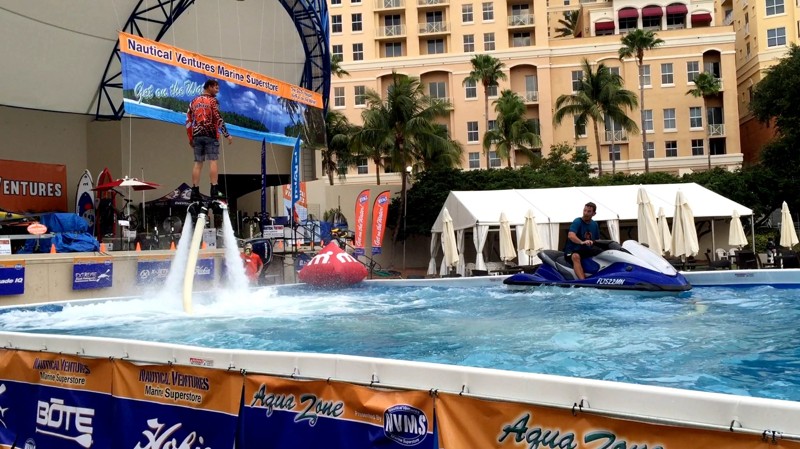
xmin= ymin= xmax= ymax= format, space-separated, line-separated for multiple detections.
xmin=182 ymin=212 xmax=207 ymax=314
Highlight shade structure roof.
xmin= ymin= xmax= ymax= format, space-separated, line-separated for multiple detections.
xmin=431 ymin=183 xmax=753 ymax=232
xmin=0 ymin=1 xmax=328 ymax=118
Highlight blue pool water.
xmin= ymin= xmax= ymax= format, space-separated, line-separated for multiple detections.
xmin=1 ymin=284 xmax=799 ymax=401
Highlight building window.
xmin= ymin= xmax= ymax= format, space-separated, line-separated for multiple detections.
xmin=665 ymin=141 xmax=677 ymax=157
xmin=487 ymin=84 xmax=498 ymax=97
xmin=331 ymin=0 xmax=341 ymax=5
xmin=643 ymin=109 xmax=653 ymax=132
xmin=644 ymin=142 xmax=655 ymax=159
xmin=608 ymin=144 xmax=621 ymax=161
xmin=619 ymin=16 xmax=637 ymax=32
xmin=609 ymin=66 xmax=621 ymax=77
xmin=488 ymin=119 xmax=497 ymax=130
xmin=351 ymin=0 xmax=361 ymax=4
xmin=691 ymin=139 xmax=704 ymax=156
xmin=462 ymin=4 xmax=474 ymax=22
xmin=489 ymin=151 xmax=501 ymax=167
xmin=354 ymin=86 xmax=366 ymax=106
xmin=482 ymin=2 xmax=494 ymax=21
xmin=332 ymin=15 xmax=342 ymax=33
xmin=469 ymin=152 xmax=481 ymax=168
xmin=576 ymin=146 xmax=587 ymax=158
xmin=429 ymin=81 xmax=447 ymax=99
xmin=352 ymin=13 xmax=363 ymax=32
xmin=427 ymin=39 xmax=445 ymax=54
xmin=666 ymin=12 xmax=685 ymax=28
xmin=467 ymin=121 xmax=479 ymax=142
xmin=357 ymin=158 xmax=368 ymax=175
xmin=571 ymin=70 xmax=583 ymax=92
xmin=385 ymin=42 xmax=402 ymax=57
xmin=332 ymin=44 xmax=343 ymax=60
xmin=689 ymin=107 xmax=702 ymax=128
xmin=642 ymin=13 xmax=660 ymax=28
xmin=687 ymin=61 xmax=699 ymax=83
xmin=465 ymin=79 xmax=477 ymax=98
xmin=463 ymin=34 xmax=475 ymax=52
xmin=767 ymin=27 xmax=787 ymax=47
xmin=333 ymin=87 xmax=345 ymax=107
xmin=746 ymin=42 xmax=751 ymax=58
xmin=574 ymin=117 xmax=587 ymax=137
xmin=512 ymin=32 xmax=531 ymax=47
xmin=640 ymin=65 xmax=651 ymax=87
xmin=483 ymin=32 xmax=495 ymax=50
xmin=766 ymin=0 xmax=784 ymax=16
xmin=663 ymin=108 xmax=676 ymax=130
xmin=353 ymin=43 xmax=364 ymax=61
xmin=661 ymin=63 xmax=674 ymax=85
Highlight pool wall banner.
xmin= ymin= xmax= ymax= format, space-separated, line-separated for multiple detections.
xmin=0 ymin=159 xmax=67 ymax=213
xmin=0 ymin=350 xmax=115 ymax=449
xmin=240 ymin=375 xmax=437 ymax=449
xmin=0 ymin=260 xmax=24 ymax=295
xmin=435 ymin=392 xmax=800 ymax=449
xmin=371 ymin=190 xmax=390 ymax=255
xmin=196 ymin=256 xmax=215 ymax=282
xmin=72 ymin=257 xmax=113 ymax=290
xmin=136 ymin=255 xmax=172 ymax=285
xmin=353 ymin=189 xmax=371 ymax=257
xmin=112 ymin=360 xmax=242 ymax=449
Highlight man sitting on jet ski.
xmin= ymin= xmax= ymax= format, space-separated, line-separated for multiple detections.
xmin=564 ymin=202 xmax=600 ymax=280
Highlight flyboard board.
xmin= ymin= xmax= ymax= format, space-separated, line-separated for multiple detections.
xmin=95 ymin=168 xmax=116 ymax=239
xmin=76 ymin=169 xmax=95 ymax=229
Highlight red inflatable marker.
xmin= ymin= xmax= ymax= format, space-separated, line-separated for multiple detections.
xmin=298 ymin=242 xmax=367 ymax=287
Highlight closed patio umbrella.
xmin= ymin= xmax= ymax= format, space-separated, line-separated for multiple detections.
xmin=780 ymin=201 xmax=799 ymax=248
xmin=499 ymin=212 xmax=516 ymax=263
xmin=671 ymin=191 xmax=699 ymax=258
xmin=520 ymin=209 xmax=543 ymax=259
xmin=657 ymin=207 xmax=671 ymax=255
xmin=441 ymin=208 xmax=459 ymax=273
xmin=637 ymin=187 xmax=661 ymax=255
xmin=728 ymin=210 xmax=748 ymax=248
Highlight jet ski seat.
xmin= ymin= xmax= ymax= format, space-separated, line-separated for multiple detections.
xmin=540 ymin=250 xmax=576 ymax=281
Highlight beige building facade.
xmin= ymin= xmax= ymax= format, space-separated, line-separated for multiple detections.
xmin=328 ymin=0 xmax=743 ymax=176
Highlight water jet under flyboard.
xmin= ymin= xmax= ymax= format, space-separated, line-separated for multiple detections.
xmin=182 ymin=200 xmax=228 ymax=314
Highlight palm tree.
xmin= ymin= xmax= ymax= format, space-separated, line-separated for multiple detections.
xmin=463 ymin=54 xmax=507 ymax=168
xmin=618 ymin=29 xmax=664 ymax=173
xmin=331 ymin=55 xmax=350 ymax=78
xmin=409 ymin=124 xmax=464 ymax=171
xmin=483 ymin=89 xmax=542 ymax=168
xmin=686 ymin=72 xmax=722 ymax=170
xmin=354 ymin=73 xmax=453 ymax=239
xmin=323 ymin=110 xmax=357 ymax=185
xmin=554 ymin=59 xmax=638 ymax=175
xmin=555 ymin=10 xmax=580 ymax=37
xmin=600 ymin=78 xmax=639 ymax=174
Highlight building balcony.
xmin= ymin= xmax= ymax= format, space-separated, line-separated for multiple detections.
xmin=708 ymin=124 xmax=725 ymax=136
xmin=376 ymin=0 xmax=405 ymax=9
xmin=419 ymin=21 xmax=450 ymax=34
xmin=723 ymin=10 xmax=733 ymax=25
xmin=507 ymin=13 xmax=535 ymax=27
xmin=417 ymin=0 xmax=449 ymax=8
xmin=376 ymin=25 xmax=407 ymax=38
xmin=604 ymin=130 xmax=628 ymax=142
xmin=524 ymin=91 xmax=539 ymax=103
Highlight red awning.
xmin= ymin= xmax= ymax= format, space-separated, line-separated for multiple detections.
xmin=595 ymin=21 xmax=615 ymax=31
xmin=618 ymin=8 xmax=639 ymax=19
xmin=666 ymin=3 xmax=688 ymax=14
xmin=691 ymin=12 xmax=713 ymax=23
xmin=642 ymin=6 xmax=664 ymax=17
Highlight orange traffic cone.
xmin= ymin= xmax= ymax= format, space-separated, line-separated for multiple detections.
xmin=201 ymin=241 xmax=207 ymax=249
xmin=169 ymin=241 xmax=176 ymax=251
xmin=49 ymin=243 xmax=57 ymax=254
xmin=99 ymin=242 xmax=107 ymax=253
xmin=135 ymin=242 xmax=141 ymax=252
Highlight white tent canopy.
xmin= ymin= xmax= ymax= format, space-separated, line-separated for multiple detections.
xmin=430 ymin=184 xmax=753 ymax=274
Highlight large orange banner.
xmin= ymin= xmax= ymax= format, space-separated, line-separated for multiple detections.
xmin=354 ymin=189 xmax=370 ymax=256
xmin=436 ymin=392 xmax=800 ymax=449
xmin=0 ymin=159 xmax=67 ymax=213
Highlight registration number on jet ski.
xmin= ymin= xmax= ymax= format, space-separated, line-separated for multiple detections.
xmin=596 ymin=278 xmax=625 ymax=285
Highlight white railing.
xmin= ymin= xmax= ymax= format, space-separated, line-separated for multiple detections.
xmin=377 ymin=24 xmax=406 ymax=37
xmin=419 ymin=21 xmax=449 ymax=33
xmin=723 ymin=10 xmax=733 ymax=25
xmin=524 ymin=91 xmax=539 ymax=102
xmin=507 ymin=13 xmax=535 ymax=26
xmin=708 ymin=124 xmax=725 ymax=136
xmin=417 ymin=0 xmax=449 ymax=6
xmin=605 ymin=130 xmax=628 ymax=141
xmin=376 ymin=0 xmax=404 ymax=8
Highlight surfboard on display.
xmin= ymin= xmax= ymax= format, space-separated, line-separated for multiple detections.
xmin=76 ymin=169 xmax=95 ymax=229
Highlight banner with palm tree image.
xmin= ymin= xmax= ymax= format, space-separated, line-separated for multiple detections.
xmin=118 ymin=32 xmax=324 ymax=147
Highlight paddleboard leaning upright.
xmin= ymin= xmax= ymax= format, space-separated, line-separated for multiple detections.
xmin=76 ymin=169 xmax=95 ymax=229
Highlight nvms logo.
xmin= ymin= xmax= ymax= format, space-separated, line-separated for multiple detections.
xmin=383 ymin=404 xmax=428 ymax=446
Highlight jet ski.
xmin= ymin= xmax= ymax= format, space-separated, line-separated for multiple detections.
xmin=504 ymin=240 xmax=691 ymax=292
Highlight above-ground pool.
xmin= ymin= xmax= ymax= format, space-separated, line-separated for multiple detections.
xmin=1 ymin=282 xmax=798 ymax=401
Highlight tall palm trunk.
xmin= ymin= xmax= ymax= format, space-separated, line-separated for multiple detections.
xmin=638 ymin=61 xmax=649 ymax=173
xmin=374 ymin=159 xmax=382 ymax=185
xmin=610 ymin=128 xmax=617 ymax=174
xmin=592 ymin=119 xmax=603 ymax=175
xmin=483 ymin=85 xmax=491 ymax=168
xmin=328 ymin=166 xmax=334 ymax=185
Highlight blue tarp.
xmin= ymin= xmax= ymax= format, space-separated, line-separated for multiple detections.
xmin=18 ymin=213 xmax=100 ymax=253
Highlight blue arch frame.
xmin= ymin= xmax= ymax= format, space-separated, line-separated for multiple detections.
xmin=95 ymin=0 xmax=329 ymax=120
